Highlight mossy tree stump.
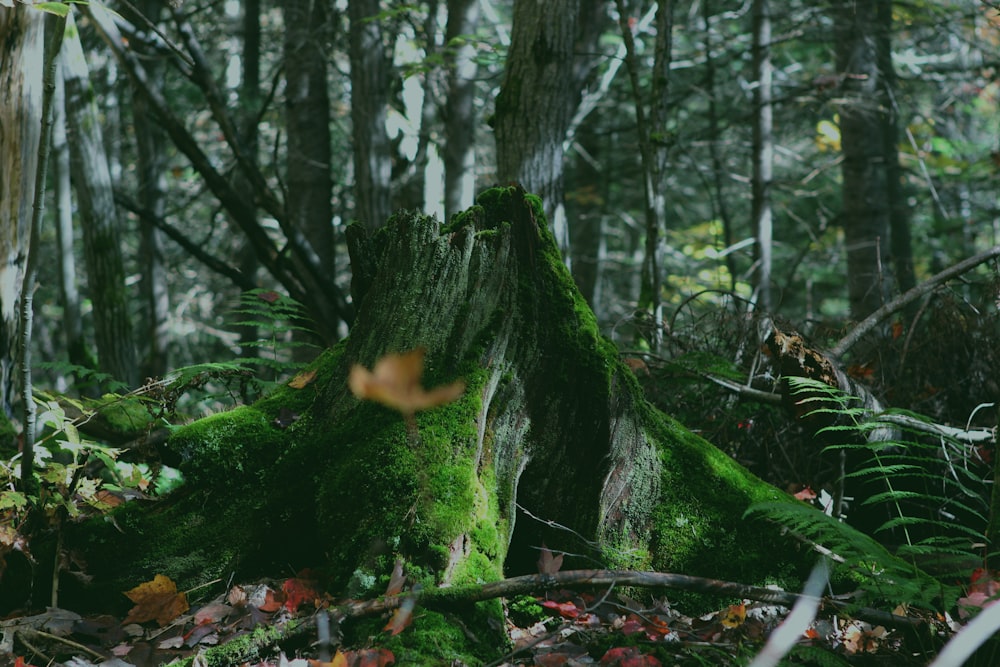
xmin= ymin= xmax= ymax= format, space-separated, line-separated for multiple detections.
xmin=57 ymin=186 xmax=804 ymax=662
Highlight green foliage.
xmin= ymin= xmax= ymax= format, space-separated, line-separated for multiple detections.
xmin=228 ymin=289 xmax=320 ymax=383
xmin=747 ymin=376 xmax=985 ymax=611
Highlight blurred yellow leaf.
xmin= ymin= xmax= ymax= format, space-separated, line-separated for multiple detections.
xmin=348 ymin=348 xmax=464 ymax=415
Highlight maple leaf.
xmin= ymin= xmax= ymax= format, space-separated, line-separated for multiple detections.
xmin=348 ymin=348 xmax=465 ymax=416
xmin=283 ymin=575 xmax=321 ymax=611
xmin=123 ymin=574 xmax=189 ymax=626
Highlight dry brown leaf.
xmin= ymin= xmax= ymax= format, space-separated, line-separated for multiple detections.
xmin=288 ymin=369 xmax=318 ymax=389
xmin=348 ymin=348 xmax=465 ymax=415
xmin=123 ymin=574 xmax=189 ymax=626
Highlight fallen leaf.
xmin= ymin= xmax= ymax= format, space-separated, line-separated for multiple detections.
xmin=720 ymin=603 xmax=746 ymax=628
xmin=600 ymin=646 xmax=662 ymax=666
xmin=540 ymin=599 xmax=579 ymax=619
xmin=385 ymin=559 xmax=406 ymax=596
xmin=384 ymin=595 xmax=417 ymax=636
xmin=289 ymin=369 xmax=318 ymax=389
xmin=537 ymin=544 xmax=563 ymax=575
xmin=257 ymin=291 xmax=281 ymax=304
xmin=348 ymin=348 xmax=465 ymax=415
xmin=283 ymin=575 xmax=320 ymax=611
xmin=123 ymin=574 xmax=189 ymax=626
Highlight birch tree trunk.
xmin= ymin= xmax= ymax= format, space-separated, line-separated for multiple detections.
xmin=443 ymin=0 xmax=481 ymax=222
xmin=0 ymin=6 xmax=44 ymax=419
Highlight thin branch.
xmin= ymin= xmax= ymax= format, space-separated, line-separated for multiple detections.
xmin=830 ymin=244 xmax=1000 ymax=359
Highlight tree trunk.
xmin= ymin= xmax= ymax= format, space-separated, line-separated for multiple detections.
xmin=349 ymin=0 xmax=392 ymax=231
xmin=284 ymin=0 xmax=334 ymax=267
xmin=62 ymin=12 xmax=139 ymax=387
xmin=130 ymin=0 xmax=171 ymax=379
xmin=0 ymin=6 xmax=44 ymax=420
xmin=751 ymin=0 xmax=773 ymax=312
xmin=443 ymin=0 xmax=481 ymax=222
xmin=834 ymin=0 xmax=894 ymax=322
xmin=494 ymin=0 xmax=604 ymax=268
xmin=63 ymin=188 xmax=807 ymax=661
xmin=52 ymin=68 xmax=91 ymax=375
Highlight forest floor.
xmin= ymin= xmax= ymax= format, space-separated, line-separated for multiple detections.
xmin=0 ymin=565 xmax=963 ymax=667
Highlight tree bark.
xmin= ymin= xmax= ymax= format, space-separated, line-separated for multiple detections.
xmin=834 ymin=0 xmax=895 ymax=322
xmin=348 ymin=0 xmax=392 ymax=231
xmin=62 ymin=12 xmax=138 ymax=387
xmin=495 ymin=0 xmax=604 ymax=268
xmin=0 ymin=6 xmax=45 ymax=420
xmin=751 ymin=0 xmax=773 ymax=312
xmin=443 ymin=0 xmax=481 ymax=222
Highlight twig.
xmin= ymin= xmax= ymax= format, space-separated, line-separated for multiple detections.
xmin=830 ymin=245 xmax=1000 ymax=359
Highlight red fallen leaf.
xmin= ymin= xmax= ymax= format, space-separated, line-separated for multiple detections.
xmin=534 ymin=654 xmax=570 ymax=666
xmin=891 ymin=321 xmax=904 ymax=340
xmin=14 ymin=657 xmax=40 ymax=667
xmin=600 ymin=646 xmax=662 ymax=666
xmin=793 ymin=486 xmax=817 ymax=502
xmin=645 ymin=616 xmax=670 ymax=639
xmin=623 ymin=357 xmax=650 ymax=376
xmin=620 ymin=615 xmax=644 ymax=635
xmin=283 ymin=575 xmax=321 ymax=611
xmin=348 ymin=348 xmax=465 ymax=415
xmin=257 ymin=290 xmax=281 ymax=304
xmin=537 ymin=543 xmax=563 ymax=575
xmin=258 ymin=586 xmax=285 ymax=612
xmin=194 ymin=603 xmax=232 ymax=624
xmin=540 ymin=599 xmax=579 ymax=619
xmin=123 ymin=574 xmax=189 ymax=626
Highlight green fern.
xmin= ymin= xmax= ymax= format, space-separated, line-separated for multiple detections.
xmin=745 ymin=500 xmax=957 ymax=610
xmin=748 ymin=376 xmax=988 ymax=610
xmin=228 ymin=288 xmax=321 ymax=380
xmin=784 ymin=643 xmax=853 ymax=667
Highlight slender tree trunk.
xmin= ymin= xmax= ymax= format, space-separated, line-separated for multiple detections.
xmin=348 ymin=0 xmax=392 ymax=231
xmin=237 ymin=0 xmax=262 ymax=360
xmin=131 ymin=0 xmax=171 ymax=379
xmin=0 ymin=7 xmax=45 ymax=420
xmin=62 ymin=12 xmax=138 ymax=387
xmin=877 ymin=0 xmax=915 ymax=297
xmin=443 ymin=0 xmax=480 ymax=222
xmin=751 ymin=0 xmax=773 ymax=312
xmin=52 ymin=68 xmax=89 ymax=373
xmin=285 ymin=0 xmax=334 ymax=268
xmin=834 ymin=0 xmax=894 ymax=322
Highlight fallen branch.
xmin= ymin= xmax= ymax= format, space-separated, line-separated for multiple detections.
xmin=831 ymin=244 xmax=1000 ymax=359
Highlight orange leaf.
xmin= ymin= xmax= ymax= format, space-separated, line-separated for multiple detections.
xmin=720 ymin=603 xmax=746 ymax=628
xmin=288 ymin=369 xmax=318 ymax=389
xmin=383 ymin=595 xmax=416 ymax=636
xmin=123 ymin=574 xmax=189 ymax=626
xmin=348 ymin=348 xmax=465 ymax=415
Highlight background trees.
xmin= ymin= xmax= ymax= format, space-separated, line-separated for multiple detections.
xmin=2 ymin=0 xmax=997 ymax=491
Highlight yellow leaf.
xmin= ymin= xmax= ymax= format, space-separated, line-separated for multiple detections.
xmin=720 ymin=603 xmax=746 ymax=628
xmin=348 ymin=348 xmax=465 ymax=415
xmin=123 ymin=574 xmax=189 ymax=626
xmin=815 ymin=118 xmax=841 ymax=152
xmin=288 ymin=369 xmax=318 ymax=389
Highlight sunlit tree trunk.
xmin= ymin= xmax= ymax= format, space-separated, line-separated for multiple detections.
xmin=349 ymin=0 xmax=392 ymax=231
xmin=834 ymin=0 xmax=894 ymax=322
xmin=751 ymin=0 xmax=773 ymax=312
xmin=62 ymin=12 xmax=138 ymax=387
xmin=52 ymin=69 xmax=89 ymax=374
xmin=443 ymin=0 xmax=480 ymax=221
xmin=0 ymin=7 xmax=45 ymax=419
